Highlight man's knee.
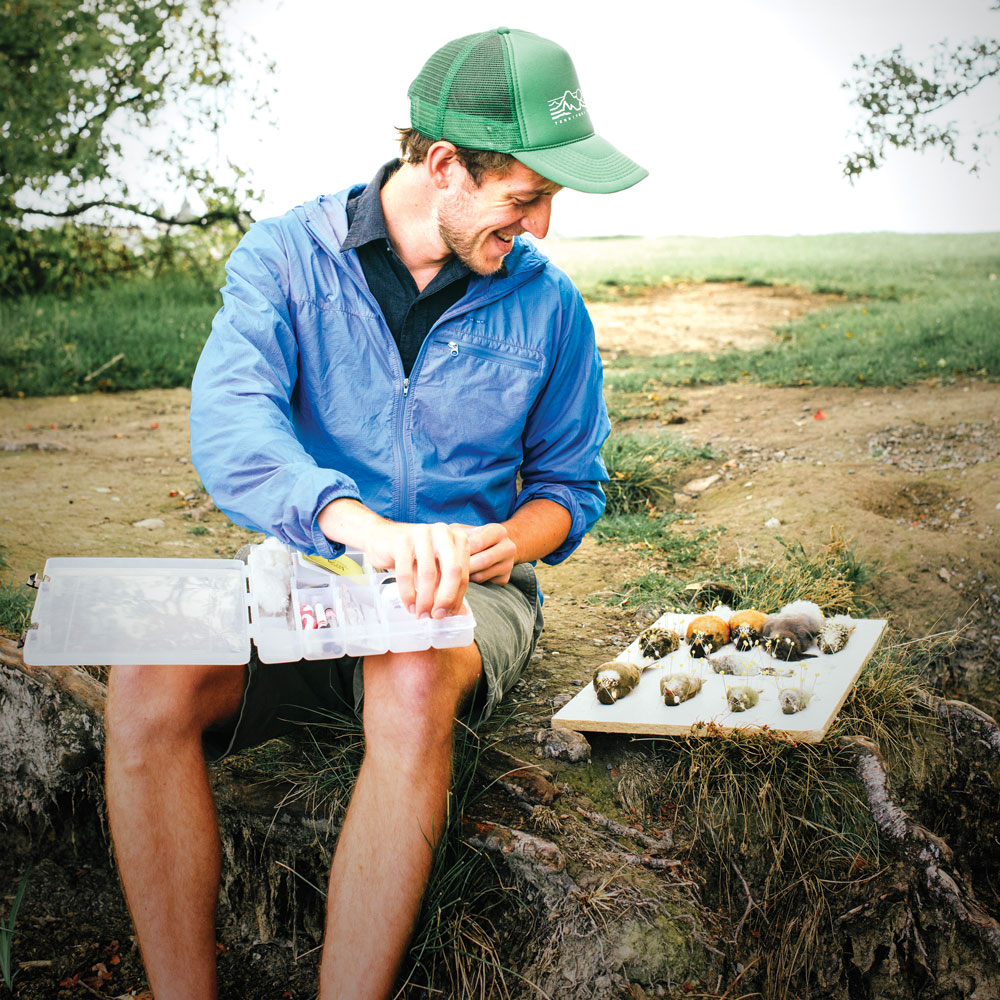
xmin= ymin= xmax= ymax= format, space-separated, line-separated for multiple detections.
xmin=106 ymin=663 xmax=246 ymax=751
xmin=362 ymin=645 xmax=480 ymax=752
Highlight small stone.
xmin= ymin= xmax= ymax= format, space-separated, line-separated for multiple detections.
xmin=535 ymin=727 xmax=591 ymax=763
xmin=683 ymin=473 xmax=721 ymax=495
xmin=132 ymin=518 xmax=165 ymax=530
xmin=551 ymin=693 xmax=572 ymax=710
xmin=938 ymin=567 xmax=951 ymax=582
xmin=764 ymin=517 xmax=781 ymax=529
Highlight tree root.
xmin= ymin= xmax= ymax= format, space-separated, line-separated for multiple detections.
xmin=838 ymin=733 xmax=1000 ymax=961
xmin=575 ymin=805 xmax=673 ymax=851
xmin=476 ymin=746 xmax=561 ymax=805
xmin=919 ymin=691 xmax=1000 ymax=759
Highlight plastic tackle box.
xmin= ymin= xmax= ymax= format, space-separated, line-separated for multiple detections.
xmin=22 ymin=542 xmax=476 ymax=667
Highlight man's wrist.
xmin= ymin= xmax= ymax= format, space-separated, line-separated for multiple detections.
xmin=318 ymin=497 xmax=389 ymax=550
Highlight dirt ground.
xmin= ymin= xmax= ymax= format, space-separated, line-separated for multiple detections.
xmin=2 ymin=283 xmax=999 ymax=998
xmin=587 ymin=281 xmax=844 ymax=356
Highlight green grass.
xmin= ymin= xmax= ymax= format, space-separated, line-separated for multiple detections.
xmin=246 ymin=709 xmax=530 ymax=999
xmin=600 ymin=431 xmax=717 ymax=515
xmin=0 ymin=865 xmax=30 ymax=990
xmin=0 ymin=272 xmax=222 ymax=397
xmin=549 ymin=232 xmax=1000 ymax=301
xmin=0 ymin=579 xmax=34 ymax=639
xmin=599 ymin=529 xmax=876 ymax=622
xmin=2 ymin=233 xmax=997 ymax=397
xmin=605 ymin=290 xmax=999 ymax=388
xmin=548 ymin=232 xmax=1000 ymax=389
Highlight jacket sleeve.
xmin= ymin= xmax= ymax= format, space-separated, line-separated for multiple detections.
xmin=190 ymin=222 xmax=361 ymax=557
xmin=514 ymin=277 xmax=610 ymax=564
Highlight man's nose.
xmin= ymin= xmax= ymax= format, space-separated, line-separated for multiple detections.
xmin=521 ymin=198 xmax=553 ymax=239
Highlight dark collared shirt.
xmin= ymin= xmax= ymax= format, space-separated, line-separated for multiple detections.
xmin=343 ymin=160 xmax=473 ymax=378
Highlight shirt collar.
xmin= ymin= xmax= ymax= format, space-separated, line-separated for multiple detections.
xmin=341 ymin=159 xmax=506 ymax=279
xmin=341 ymin=160 xmax=399 ymax=251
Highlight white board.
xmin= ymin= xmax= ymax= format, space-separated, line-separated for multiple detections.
xmin=551 ymin=613 xmax=887 ymax=743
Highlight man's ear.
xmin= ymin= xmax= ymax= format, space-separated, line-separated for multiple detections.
xmin=425 ymin=141 xmax=464 ymax=190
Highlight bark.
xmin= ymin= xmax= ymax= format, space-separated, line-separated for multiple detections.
xmin=838 ymin=733 xmax=1000 ymax=963
xmin=0 ymin=636 xmax=105 ymax=823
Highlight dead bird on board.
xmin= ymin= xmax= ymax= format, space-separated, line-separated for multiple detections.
xmin=817 ymin=616 xmax=856 ymax=654
xmin=729 ymin=609 xmax=768 ymax=651
xmin=779 ymin=687 xmax=812 ymax=714
xmin=761 ymin=600 xmax=823 ymax=661
xmin=686 ymin=613 xmax=731 ymax=657
xmin=592 ymin=661 xmax=642 ymax=704
xmin=660 ymin=673 xmax=703 ymax=705
xmin=709 ymin=652 xmax=761 ymax=676
xmin=726 ymin=685 xmax=760 ymax=712
xmin=637 ymin=625 xmax=682 ymax=661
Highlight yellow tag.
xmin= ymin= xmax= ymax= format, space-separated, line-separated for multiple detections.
xmin=302 ymin=553 xmax=365 ymax=576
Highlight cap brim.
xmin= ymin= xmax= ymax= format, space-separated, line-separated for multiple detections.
xmin=513 ymin=133 xmax=648 ymax=194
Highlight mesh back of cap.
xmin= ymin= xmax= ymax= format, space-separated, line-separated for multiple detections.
xmin=409 ymin=30 xmax=521 ymax=151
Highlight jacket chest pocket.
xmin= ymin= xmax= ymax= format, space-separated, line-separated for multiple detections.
xmin=414 ymin=335 xmax=546 ymax=464
xmin=433 ymin=336 xmax=542 ymax=373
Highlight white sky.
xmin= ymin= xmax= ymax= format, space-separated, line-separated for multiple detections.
xmin=215 ymin=0 xmax=1000 ymax=237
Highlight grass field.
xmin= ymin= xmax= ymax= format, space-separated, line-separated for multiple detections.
xmin=1 ymin=233 xmax=997 ymax=397
xmin=547 ymin=232 xmax=1000 ymax=388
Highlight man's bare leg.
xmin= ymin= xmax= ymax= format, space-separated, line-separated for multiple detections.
xmin=105 ymin=663 xmax=247 ymax=1000
xmin=319 ymin=644 xmax=482 ymax=1000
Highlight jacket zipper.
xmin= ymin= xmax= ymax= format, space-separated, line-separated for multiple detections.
xmin=436 ymin=337 xmax=539 ymax=371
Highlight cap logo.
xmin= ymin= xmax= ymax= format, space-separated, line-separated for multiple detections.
xmin=547 ymin=88 xmax=587 ymax=124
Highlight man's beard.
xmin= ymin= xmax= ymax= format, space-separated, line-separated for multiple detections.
xmin=436 ymin=189 xmax=507 ymax=276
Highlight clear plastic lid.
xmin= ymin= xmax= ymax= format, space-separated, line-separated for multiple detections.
xmin=24 ymin=557 xmax=251 ymax=666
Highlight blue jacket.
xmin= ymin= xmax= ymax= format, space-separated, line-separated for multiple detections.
xmin=190 ymin=187 xmax=611 ymax=563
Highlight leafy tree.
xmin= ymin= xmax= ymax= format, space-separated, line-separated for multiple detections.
xmin=0 ymin=0 xmax=270 ymax=230
xmin=842 ymin=3 xmax=1000 ymax=179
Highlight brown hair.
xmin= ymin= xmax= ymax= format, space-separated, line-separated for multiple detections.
xmin=396 ymin=127 xmax=516 ymax=186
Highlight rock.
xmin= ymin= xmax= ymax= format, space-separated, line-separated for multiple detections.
xmin=680 ymin=473 xmax=721 ymax=496
xmin=552 ymin=693 xmax=573 ymax=710
xmin=939 ymin=567 xmax=952 ymax=582
xmin=764 ymin=517 xmax=781 ymax=529
xmin=132 ymin=517 xmax=165 ymax=529
xmin=535 ymin=726 xmax=591 ymax=762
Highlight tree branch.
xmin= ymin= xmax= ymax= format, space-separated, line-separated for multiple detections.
xmin=21 ymin=200 xmax=251 ymax=231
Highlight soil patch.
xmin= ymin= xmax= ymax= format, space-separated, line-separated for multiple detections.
xmin=587 ymin=282 xmax=844 ymax=357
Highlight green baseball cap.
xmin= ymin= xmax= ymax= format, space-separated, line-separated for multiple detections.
xmin=407 ymin=27 xmax=648 ymax=194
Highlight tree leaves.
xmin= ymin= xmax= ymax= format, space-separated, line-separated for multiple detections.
xmin=0 ymin=0 xmax=270 ymax=227
xmin=842 ymin=14 xmax=1000 ymax=180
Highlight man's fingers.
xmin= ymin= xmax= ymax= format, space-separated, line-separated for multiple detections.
xmin=411 ymin=525 xmax=439 ymax=617
xmin=391 ymin=532 xmax=418 ymax=611
xmin=430 ymin=522 xmax=469 ymax=617
xmin=466 ymin=522 xmax=505 ymax=555
xmin=373 ymin=521 xmax=474 ymax=618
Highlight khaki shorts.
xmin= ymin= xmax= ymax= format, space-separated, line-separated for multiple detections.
xmin=203 ymin=562 xmax=542 ymax=762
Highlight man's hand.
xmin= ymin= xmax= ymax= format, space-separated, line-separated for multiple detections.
xmin=367 ymin=520 xmax=470 ymax=619
xmin=464 ymin=523 xmax=517 ymax=585
xmin=317 ymin=500 xmax=470 ymax=619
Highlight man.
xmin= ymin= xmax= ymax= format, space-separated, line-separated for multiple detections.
xmin=103 ymin=27 xmax=646 ymax=1000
